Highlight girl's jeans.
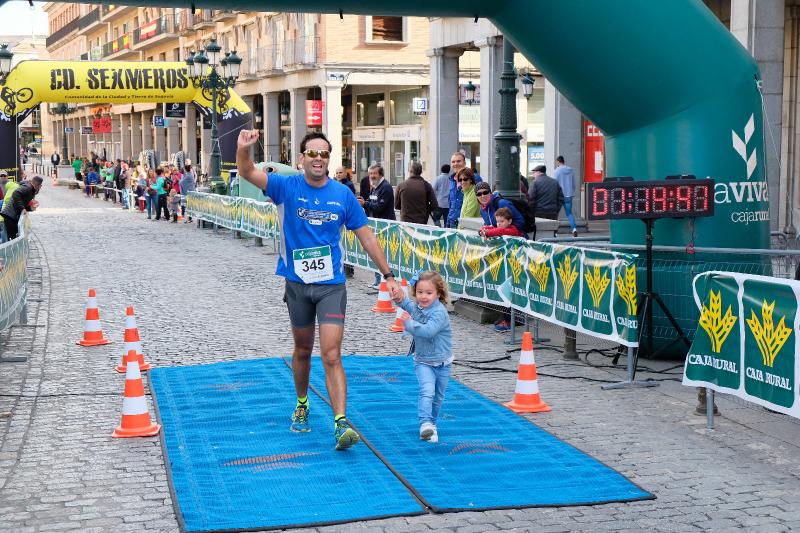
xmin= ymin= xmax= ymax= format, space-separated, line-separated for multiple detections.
xmin=414 ymin=361 xmax=451 ymax=425
xmin=145 ymin=193 xmax=156 ymax=217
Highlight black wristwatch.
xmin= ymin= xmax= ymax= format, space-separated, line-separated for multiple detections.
xmin=382 ymin=270 xmax=396 ymax=280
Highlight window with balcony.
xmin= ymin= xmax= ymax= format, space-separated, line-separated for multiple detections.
xmin=366 ymin=16 xmax=406 ymax=43
xmin=356 ymin=93 xmax=385 ymax=127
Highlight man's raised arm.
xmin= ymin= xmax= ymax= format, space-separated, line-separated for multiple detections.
xmin=236 ymin=129 xmax=269 ymax=192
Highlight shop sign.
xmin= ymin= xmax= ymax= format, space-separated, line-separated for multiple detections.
xmin=64 ymin=127 xmax=74 ymax=133
xmin=412 ymin=97 xmax=427 ymax=115
xmin=165 ymin=103 xmax=186 ymax=118
xmin=386 ymin=125 xmax=421 ymax=141
xmin=92 ymin=117 xmax=112 ymax=134
xmin=353 ymin=128 xmax=384 ymax=142
xmin=305 ymin=100 xmax=323 ymax=127
xmin=153 ymin=115 xmax=165 ymax=128
xmin=81 ymin=126 xmax=94 ymax=135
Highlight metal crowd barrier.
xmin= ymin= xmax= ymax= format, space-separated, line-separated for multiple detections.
xmin=0 ymin=214 xmax=30 ymax=363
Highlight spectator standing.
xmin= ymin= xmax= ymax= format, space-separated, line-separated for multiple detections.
xmin=71 ymin=156 xmax=83 ymax=180
xmin=395 ymin=161 xmax=437 ymax=225
xmin=431 ymin=163 xmax=450 ymax=227
xmin=168 ymin=189 xmax=181 ymax=222
xmin=334 ymin=166 xmax=356 ymax=195
xmin=456 ymin=167 xmax=480 ymax=227
xmin=153 ymin=168 xmax=170 ymax=221
xmin=113 ymin=159 xmax=124 ymax=204
xmin=118 ymin=162 xmax=130 ymax=209
xmin=0 ymin=171 xmax=8 ymax=199
xmin=102 ymin=162 xmax=116 ymax=203
xmin=50 ymin=152 xmax=60 ymax=167
xmin=527 ymin=164 xmax=564 ymax=239
xmin=359 ymin=174 xmax=371 ymax=202
xmin=179 ymin=161 xmax=196 ymax=223
xmin=554 ymin=156 xmax=578 ymax=237
xmin=1 ymin=176 xmax=42 ymax=240
xmin=446 ymin=152 xmax=482 ymax=228
xmin=145 ymin=169 xmax=158 ymax=219
xmin=358 ymin=164 xmax=394 ymax=289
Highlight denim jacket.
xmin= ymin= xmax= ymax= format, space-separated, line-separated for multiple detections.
xmin=398 ymin=297 xmax=452 ymax=365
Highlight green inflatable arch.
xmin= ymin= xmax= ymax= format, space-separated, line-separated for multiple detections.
xmin=36 ymin=0 xmax=768 ymax=353
xmin=94 ymin=0 xmax=767 ymax=251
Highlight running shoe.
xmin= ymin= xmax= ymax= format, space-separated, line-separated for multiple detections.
xmin=419 ymin=422 xmax=435 ymax=441
xmin=290 ymin=405 xmax=311 ymax=432
xmin=334 ymin=418 xmax=360 ymax=450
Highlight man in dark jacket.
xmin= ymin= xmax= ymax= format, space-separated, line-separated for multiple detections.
xmin=527 ymin=164 xmax=564 ymax=239
xmin=358 ymin=164 xmax=394 ymax=288
xmin=334 ymin=166 xmax=356 ymax=195
xmin=395 ymin=161 xmax=437 ymax=224
xmin=1 ymin=177 xmax=42 ymax=240
xmin=113 ymin=159 xmax=124 ymax=204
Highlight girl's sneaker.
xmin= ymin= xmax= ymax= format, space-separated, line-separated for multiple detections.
xmin=420 ymin=422 xmax=435 ymax=440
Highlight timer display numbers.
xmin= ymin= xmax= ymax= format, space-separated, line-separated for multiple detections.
xmin=587 ymin=178 xmax=714 ymax=220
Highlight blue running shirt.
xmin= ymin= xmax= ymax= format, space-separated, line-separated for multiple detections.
xmin=265 ymin=173 xmax=368 ymax=285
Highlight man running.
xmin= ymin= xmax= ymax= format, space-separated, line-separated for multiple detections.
xmin=237 ymin=129 xmax=400 ymax=450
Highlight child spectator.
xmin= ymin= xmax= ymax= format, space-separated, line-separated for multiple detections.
xmin=168 ymin=189 xmax=181 ymax=222
xmin=85 ymin=168 xmax=99 ymax=197
xmin=479 ymin=207 xmax=525 ymax=238
xmin=392 ymin=271 xmax=453 ymax=443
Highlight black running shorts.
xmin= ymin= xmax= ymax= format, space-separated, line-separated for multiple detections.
xmin=283 ymin=280 xmax=347 ymax=328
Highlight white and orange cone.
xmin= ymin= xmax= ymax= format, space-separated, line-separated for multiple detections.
xmin=112 ymin=350 xmax=161 ymax=438
xmin=390 ymin=278 xmax=411 ymax=332
xmin=76 ymin=289 xmax=111 ymax=346
xmin=116 ymin=306 xmax=151 ymax=373
xmin=504 ymin=331 xmax=551 ymax=413
xmin=371 ymin=280 xmax=395 ymax=313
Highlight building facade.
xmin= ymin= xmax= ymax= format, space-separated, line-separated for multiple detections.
xmin=42 ymin=4 xmax=430 ymax=183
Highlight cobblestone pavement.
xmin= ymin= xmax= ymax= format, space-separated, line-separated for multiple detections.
xmin=2 ymin=181 xmax=800 ymax=532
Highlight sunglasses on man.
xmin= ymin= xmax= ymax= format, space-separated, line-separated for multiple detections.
xmin=302 ymin=149 xmax=331 ymax=159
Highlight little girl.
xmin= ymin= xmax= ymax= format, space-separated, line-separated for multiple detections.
xmin=392 ymin=271 xmax=453 ymax=443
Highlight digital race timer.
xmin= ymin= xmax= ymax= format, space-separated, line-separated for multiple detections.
xmin=586 ymin=178 xmax=714 ymax=220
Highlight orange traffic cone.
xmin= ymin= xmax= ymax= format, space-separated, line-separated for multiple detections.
xmin=390 ymin=279 xmax=411 ymax=332
xmin=371 ymin=280 xmax=395 ymax=313
xmin=112 ymin=350 xmax=161 ymax=438
xmin=116 ymin=306 xmax=151 ymax=373
xmin=76 ymin=289 xmax=111 ymax=346
xmin=504 ymin=332 xmax=551 ymax=413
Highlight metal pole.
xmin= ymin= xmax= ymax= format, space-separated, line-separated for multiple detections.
xmin=706 ymin=388 xmax=715 ymax=429
xmin=563 ymin=328 xmax=578 ymax=359
xmin=210 ymin=72 xmax=221 ymax=182
xmin=61 ymin=109 xmax=69 ymax=163
xmin=494 ymin=37 xmax=522 ymax=200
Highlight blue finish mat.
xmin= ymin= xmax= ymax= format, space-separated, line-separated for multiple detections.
xmin=308 ymin=355 xmax=654 ymax=512
xmin=150 ymin=358 xmax=425 ymax=532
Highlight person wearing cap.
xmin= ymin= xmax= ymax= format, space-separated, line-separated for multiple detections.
xmin=475 ymin=181 xmax=526 ymax=234
xmin=1 ymin=176 xmax=42 ymax=240
xmin=527 ymin=164 xmax=564 ymax=237
xmin=554 ymin=156 xmax=578 ymax=237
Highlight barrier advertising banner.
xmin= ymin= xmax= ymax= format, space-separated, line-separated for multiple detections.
xmin=187 ymin=193 xmax=639 ymax=346
xmin=683 ymin=271 xmax=800 ymax=417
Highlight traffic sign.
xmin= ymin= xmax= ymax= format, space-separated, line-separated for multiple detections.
xmin=64 ymin=127 xmax=74 ymax=133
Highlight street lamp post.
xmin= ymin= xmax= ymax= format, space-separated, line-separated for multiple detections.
xmin=48 ymin=103 xmax=78 ymax=162
xmin=494 ymin=38 xmax=523 ymax=200
xmin=186 ymin=39 xmax=241 ymax=191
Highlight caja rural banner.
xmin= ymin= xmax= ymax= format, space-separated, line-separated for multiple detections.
xmin=0 ymin=214 xmax=30 ymax=330
xmin=187 ymin=193 xmax=639 ymax=346
xmin=345 ymin=220 xmax=640 ymax=346
xmin=683 ymin=271 xmax=800 ymax=417
xmin=0 ymin=61 xmax=251 ymax=180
